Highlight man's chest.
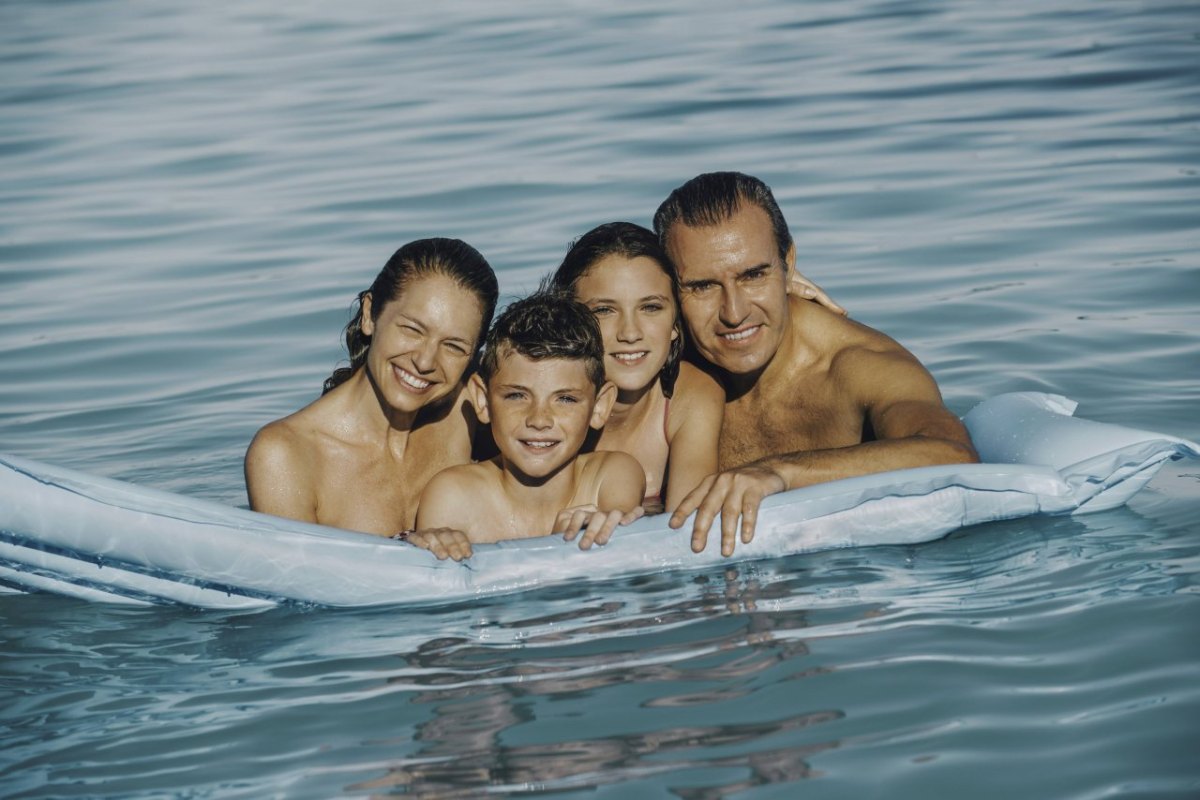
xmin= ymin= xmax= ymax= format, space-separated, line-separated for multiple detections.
xmin=719 ymin=388 xmax=866 ymax=470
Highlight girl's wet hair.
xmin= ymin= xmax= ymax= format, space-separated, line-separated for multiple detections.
xmin=548 ymin=221 xmax=684 ymax=396
xmin=479 ymin=290 xmax=606 ymax=390
xmin=323 ymin=238 xmax=499 ymax=394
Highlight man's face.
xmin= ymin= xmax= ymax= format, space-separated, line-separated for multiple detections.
xmin=665 ymin=203 xmax=792 ymax=377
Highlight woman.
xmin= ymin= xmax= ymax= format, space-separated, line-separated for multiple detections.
xmin=245 ymin=238 xmax=499 ymax=536
xmin=550 ymin=222 xmax=726 ymax=514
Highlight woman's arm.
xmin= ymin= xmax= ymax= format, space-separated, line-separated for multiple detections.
xmin=663 ymin=363 xmax=725 ymax=511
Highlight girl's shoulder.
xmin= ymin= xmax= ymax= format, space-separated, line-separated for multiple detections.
xmin=671 ymin=361 xmax=725 ymax=410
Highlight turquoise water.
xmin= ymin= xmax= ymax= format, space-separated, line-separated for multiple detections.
xmin=2 ymin=0 xmax=1198 ymax=796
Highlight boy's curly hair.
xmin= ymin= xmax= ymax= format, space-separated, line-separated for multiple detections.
xmin=479 ymin=289 xmax=605 ymax=389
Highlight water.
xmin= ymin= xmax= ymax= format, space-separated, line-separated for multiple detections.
xmin=1 ymin=0 xmax=1198 ymax=796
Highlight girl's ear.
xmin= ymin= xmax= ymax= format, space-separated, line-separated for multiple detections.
xmin=467 ymin=372 xmax=490 ymax=424
xmin=359 ymin=292 xmax=375 ymax=337
xmin=589 ymin=380 xmax=618 ymax=431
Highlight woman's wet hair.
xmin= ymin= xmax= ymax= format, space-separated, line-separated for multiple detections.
xmin=478 ymin=290 xmax=606 ymax=391
xmin=323 ymin=238 xmax=499 ymax=394
xmin=548 ymin=221 xmax=684 ymax=396
xmin=652 ymin=171 xmax=793 ymax=265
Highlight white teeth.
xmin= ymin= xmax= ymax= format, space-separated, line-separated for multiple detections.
xmin=612 ymin=351 xmax=648 ymax=364
xmin=396 ymin=368 xmax=430 ymax=390
xmin=720 ymin=326 xmax=759 ymax=342
xmin=523 ymin=441 xmax=556 ymax=448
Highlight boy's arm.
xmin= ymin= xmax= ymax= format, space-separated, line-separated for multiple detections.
xmin=555 ymin=451 xmax=646 ymax=550
xmin=411 ymin=470 xmax=475 ymax=562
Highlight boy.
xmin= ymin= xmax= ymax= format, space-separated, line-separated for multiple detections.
xmin=409 ymin=290 xmax=645 ymax=561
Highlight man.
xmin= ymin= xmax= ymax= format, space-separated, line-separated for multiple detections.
xmin=653 ymin=171 xmax=978 ymax=556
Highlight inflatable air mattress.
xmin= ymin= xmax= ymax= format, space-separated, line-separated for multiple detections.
xmin=0 ymin=393 xmax=1195 ymax=609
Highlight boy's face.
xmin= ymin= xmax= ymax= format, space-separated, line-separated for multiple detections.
xmin=470 ymin=350 xmax=615 ymax=482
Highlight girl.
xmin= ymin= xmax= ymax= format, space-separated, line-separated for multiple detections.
xmin=550 ymin=222 xmax=724 ymax=514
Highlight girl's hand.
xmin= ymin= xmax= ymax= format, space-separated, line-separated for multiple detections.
xmin=788 ymin=271 xmax=846 ymax=316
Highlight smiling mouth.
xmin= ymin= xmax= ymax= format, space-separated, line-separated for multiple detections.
xmin=611 ymin=351 xmax=650 ymax=365
xmin=520 ymin=439 xmax=559 ymax=450
xmin=718 ymin=325 xmax=761 ymax=343
xmin=394 ymin=365 xmax=432 ymax=392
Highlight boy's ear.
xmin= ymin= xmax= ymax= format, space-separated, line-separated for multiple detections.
xmin=359 ymin=292 xmax=375 ymax=337
xmin=467 ymin=372 xmax=490 ymax=424
xmin=589 ymin=380 xmax=618 ymax=431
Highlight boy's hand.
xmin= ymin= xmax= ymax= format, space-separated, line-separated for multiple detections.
xmin=403 ymin=527 xmax=474 ymax=562
xmin=554 ymin=505 xmax=644 ymax=550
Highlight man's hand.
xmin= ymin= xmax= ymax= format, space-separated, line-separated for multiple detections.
xmin=553 ymin=505 xmax=645 ymax=550
xmin=788 ymin=271 xmax=846 ymax=316
xmin=403 ymin=527 xmax=474 ymax=562
xmin=668 ymin=467 xmax=786 ymax=556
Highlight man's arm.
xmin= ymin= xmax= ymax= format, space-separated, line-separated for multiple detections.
xmin=671 ymin=348 xmax=977 ymax=556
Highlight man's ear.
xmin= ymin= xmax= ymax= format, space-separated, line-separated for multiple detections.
xmin=589 ymin=380 xmax=618 ymax=431
xmin=467 ymin=372 xmax=490 ymax=424
xmin=784 ymin=241 xmax=797 ymax=278
xmin=359 ymin=292 xmax=375 ymax=337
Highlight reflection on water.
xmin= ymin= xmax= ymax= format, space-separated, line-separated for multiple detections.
xmin=356 ymin=569 xmax=843 ymax=797
xmin=1 ymin=0 xmax=1198 ymax=795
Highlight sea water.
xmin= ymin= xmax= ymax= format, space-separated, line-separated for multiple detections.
xmin=1 ymin=1 xmax=1197 ymax=797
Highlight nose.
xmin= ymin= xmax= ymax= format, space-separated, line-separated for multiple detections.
xmin=412 ymin=339 xmax=438 ymax=373
xmin=616 ymin=310 xmax=643 ymax=344
xmin=718 ymin=286 xmax=747 ymax=328
xmin=526 ymin=400 xmax=552 ymax=430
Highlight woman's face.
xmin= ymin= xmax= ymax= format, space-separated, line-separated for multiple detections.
xmin=361 ymin=272 xmax=485 ymax=414
xmin=573 ymin=254 xmax=679 ymax=395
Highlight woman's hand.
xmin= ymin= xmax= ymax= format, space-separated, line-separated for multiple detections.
xmin=788 ymin=271 xmax=846 ymax=316
xmin=400 ymin=527 xmax=474 ymax=562
xmin=553 ymin=505 xmax=644 ymax=550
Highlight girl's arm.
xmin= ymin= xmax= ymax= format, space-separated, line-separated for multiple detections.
xmin=663 ymin=363 xmax=725 ymax=511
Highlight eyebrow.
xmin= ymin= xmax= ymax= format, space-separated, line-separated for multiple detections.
xmin=398 ymin=313 xmax=472 ymax=346
xmin=496 ymin=383 xmax=586 ymax=395
xmin=584 ymin=293 xmax=673 ymax=304
xmin=680 ymin=262 xmax=774 ymax=289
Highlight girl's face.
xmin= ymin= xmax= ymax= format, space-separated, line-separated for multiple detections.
xmin=361 ymin=272 xmax=485 ymax=414
xmin=573 ymin=255 xmax=679 ymax=395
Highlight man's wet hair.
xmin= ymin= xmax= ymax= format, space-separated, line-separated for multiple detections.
xmin=479 ymin=289 xmax=606 ymax=390
xmin=652 ymin=171 xmax=793 ymax=265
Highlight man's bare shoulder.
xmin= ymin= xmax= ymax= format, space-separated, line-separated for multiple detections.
xmin=799 ymin=301 xmax=928 ymax=386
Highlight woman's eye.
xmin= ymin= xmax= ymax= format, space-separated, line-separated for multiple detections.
xmin=642 ymin=303 xmax=664 ymax=313
xmin=503 ymin=392 xmax=525 ymax=401
xmin=590 ymin=306 xmax=613 ymax=316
